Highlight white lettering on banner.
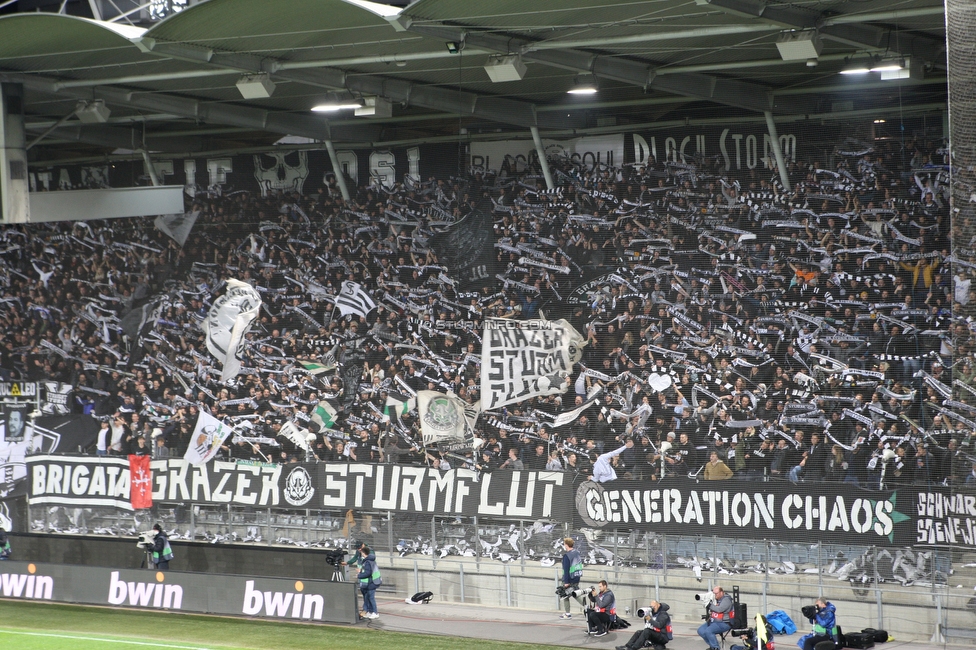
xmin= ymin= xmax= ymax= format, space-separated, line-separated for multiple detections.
xmin=633 ymin=131 xmax=797 ymax=169
xmin=349 ymin=464 xmax=373 ymax=509
xmin=915 ymin=492 xmax=976 ymax=545
xmin=368 ymin=150 xmax=396 ymax=188
xmin=399 ymin=466 xmax=425 ymax=511
xmin=242 ymin=580 xmax=323 ymax=620
xmin=577 ymin=483 xmax=901 ymax=541
xmin=30 ymin=458 xmax=282 ymax=510
xmin=372 ymin=465 xmax=400 ymax=510
xmin=30 ymin=458 xmax=131 ymax=508
xmin=470 ymin=135 xmax=625 ymax=173
xmin=1 ymin=572 xmax=53 ymax=600
xmin=0 ymin=381 xmax=37 ymax=397
xmin=479 ymin=473 xmax=505 ymax=516
xmin=107 ymin=572 xmax=182 ymax=609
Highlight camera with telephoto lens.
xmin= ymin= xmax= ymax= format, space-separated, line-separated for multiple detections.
xmin=324 ymin=548 xmax=347 ymax=567
xmin=731 ymin=628 xmax=754 ymax=638
xmin=556 ymin=585 xmax=589 ymax=600
xmin=696 ymin=591 xmax=715 ymax=619
xmin=801 ymin=604 xmax=819 ymax=620
xmin=136 ymin=531 xmax=155 ymax=550
xmin=637 ymin=606 xmax=655 ymax=618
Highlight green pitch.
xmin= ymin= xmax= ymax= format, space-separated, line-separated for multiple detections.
xmin=0 ymin=601 xmax=561 ymax=650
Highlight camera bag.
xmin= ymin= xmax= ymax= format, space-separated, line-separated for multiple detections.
xmin=844 ymin=632 xmax=875 ymax=649
xmin=861 ymin=629 xmax=888 ymax=643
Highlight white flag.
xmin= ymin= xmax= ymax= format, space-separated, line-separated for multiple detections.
xmin=278 ymin=420 xmax=312 ymax=452
xmin=480 ymin=317 xmax=585 ymax=410
xmin=184 ymin=410 xmax=233 ymax=465
xmin=418 ymin=391 xmax=475 ymax=445
xmin=335 ymin=280 xmax=376 ymax=318
xmin=203 ymin=279 xmax=262 ymax=383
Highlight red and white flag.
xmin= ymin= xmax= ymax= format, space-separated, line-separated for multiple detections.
xmin=128 ymin=454 xmax=153 ymax=510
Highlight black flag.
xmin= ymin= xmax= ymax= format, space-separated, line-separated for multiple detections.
xmin=428 ymin=199 xmax=495 ymax=291
xmin=339 ymin=347 xmax=366 ymax=412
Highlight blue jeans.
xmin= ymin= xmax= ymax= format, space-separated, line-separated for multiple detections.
xmin=698 ymin=620 xmax=732 ymax=649
xmin=361 ymin=585 xmax=377 ymax=614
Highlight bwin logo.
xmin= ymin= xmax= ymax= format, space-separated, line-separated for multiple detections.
xmin=242 ymin=580 xmax=323 ymax=620
xmin=1 ymin=564 xmax=53 ymax=600
xmin=108 ymin=571 xmax=183 ymax=609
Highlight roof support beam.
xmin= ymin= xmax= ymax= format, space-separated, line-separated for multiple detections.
xmin=403 ymin=23 xmax=808 ymax=115
xmin=26 ymin=123 xmax=208 ymax=153
xmin=698 ymin=0 xmax=946 ymax=65
xmin=132 ymin=38 xmax=572 ymax=129
xmin=7 ymin=72 xmax=385 ymax=144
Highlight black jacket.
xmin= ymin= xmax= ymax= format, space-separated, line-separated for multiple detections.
xmin=644 ymin=602 xmax=672 ymax=638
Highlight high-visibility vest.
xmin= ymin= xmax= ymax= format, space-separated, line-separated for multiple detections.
xmin=152 ymin=538 xmax=174 ymax=563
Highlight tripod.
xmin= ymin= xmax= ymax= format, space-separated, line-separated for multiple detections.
xmin=331 ymin=563 xmax=345 ymax=582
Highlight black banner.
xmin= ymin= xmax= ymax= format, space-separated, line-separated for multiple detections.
xmin=26 ymin=457 xmax=572 ymax=521
xmin=573 ymin=479 xmax=917 ymax=547
xmin=22 ymin=451 xmax=976 ymax=547
xmin=30 ymin=144 xmax=460 ymax=196
xmin=428 ymin=200 xmax=496 ymax=291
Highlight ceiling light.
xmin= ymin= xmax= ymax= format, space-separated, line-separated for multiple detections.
xmin=236 ymin=73 xmax=276 ymax=99
xmin=870 ymin=60 xmax=905 ymax=73
xmin=874 ymin=119 xmax=886 ymax=124
xmin=840 ymin=63 xmax=871 ymax=75
xmin=311 ymin=102 xmax=362 ymax=112
xmin=568 ymin=74 xmax=598 ymax=95
xmin=776 ymin=30 xmax=822 ymax=62
xmin=446 ymin=42 xmax=460 ymax=54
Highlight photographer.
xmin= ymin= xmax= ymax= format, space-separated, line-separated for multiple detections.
xmin=150 ymin=524 xmax=173 ymax=571
xmin=0 ymin=527 xmax=10 ymax=560
xmin=697 ymin=586 xmax=735 ymax=650
xmin=559 ymin=537 xmax=587 ymax=619
xmin=730 ymin=618 xmax=774 ymax=650
xmin=585 ymin=580 xmax=617 ymax=637
xmin=616 ymin=600 xmax=671 ymax=650
xmin=800 ymin=598 xmax=839 ymax=650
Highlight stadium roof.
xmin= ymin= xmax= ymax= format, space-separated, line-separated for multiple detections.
xmin=0 ymin=0 xmax=948 ymax=165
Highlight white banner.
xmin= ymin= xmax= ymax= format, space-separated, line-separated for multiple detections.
xmin=203 ymin=279 xmax=262 ymax=382
xmin=552 ymin=386 xmax=603 ymax=428
xmin=480 ymin=318 xmax=585 ymax=410
xmin=183 ymin=411 xmax=233 ymax=466
xmin=418 ymin=391 xmax=469 ymax=445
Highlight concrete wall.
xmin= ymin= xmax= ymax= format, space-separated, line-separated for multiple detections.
xmin=376 ymin=555 xmax=976 ymax=646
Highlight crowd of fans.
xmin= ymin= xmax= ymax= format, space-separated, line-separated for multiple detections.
xmin=2 ymin=129 xmax=976 ymax=490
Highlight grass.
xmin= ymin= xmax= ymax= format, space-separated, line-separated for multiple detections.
xmin=0 ymin=600 xmax=564 ymax=650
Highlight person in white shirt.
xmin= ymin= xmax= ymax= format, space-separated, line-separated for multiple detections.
xmin=590 ymin=439 xmax=633 ymax=483
xmin=96 ymin=421 xmax=109 ymax=456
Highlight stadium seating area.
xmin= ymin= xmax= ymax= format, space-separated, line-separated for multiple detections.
xmin=2 ymin=133 xmax=974 ymax=489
